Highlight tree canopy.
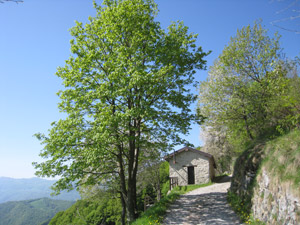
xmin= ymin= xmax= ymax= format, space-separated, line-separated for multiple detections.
xmin=33 ymin=0 xmax=209 ymax=223
xmin=198 ymin=21 xmax=300 ymax=153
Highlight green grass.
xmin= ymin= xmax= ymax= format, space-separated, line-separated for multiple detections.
xmin=131 ymin=182 xmax=212 ymax=225
xmin=246 ymin=216 xmax=266 ymax=225
xmin=227 ymin=191 xmax=266 ymax=225
xmin=263 ymin=129 xmax=300 ymax=195
xmin=228 ymin=129 xmax=300 ymax=224
xmin=227 ymin=191 xmax=251 ymax=222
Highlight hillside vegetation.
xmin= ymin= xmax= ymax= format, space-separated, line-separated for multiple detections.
xmin=0 ymin=198 xmax=74 ymax=225
xmin=49 ymin=161 xmax=170 ymax=225
xmin=49 ymin=197 xmax=122 ymax=225
xmin=229 ymin=129 xmax=300 ymax=224
xmin=29 ymin=1 xmax=299 ymax=224
xmin=197 ymin=19 xmax=299 ymax=224
xmin=262 ymin=129 xmax=300 ymax=193
xmin=198 ymin=21 xmax=300 ymax=175
xmin=49 ymin=21 xmax=299 ymax=224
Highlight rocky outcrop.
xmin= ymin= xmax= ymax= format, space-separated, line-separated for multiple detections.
xmin=252 ymin=168 xmax=300 ymax=225
xmin=230 ymin=143 xmax=265 ymax=214
xmin=230 ymin=140 xmax=300 ymax=224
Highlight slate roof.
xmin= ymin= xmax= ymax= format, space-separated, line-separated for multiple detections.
xmin=164 ymin=146 xmax=216 ymax=168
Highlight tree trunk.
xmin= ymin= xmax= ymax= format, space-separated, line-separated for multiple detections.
xmin=126 ymin=182 xmax=137 ymax=223
xmin=126 ymin=148 xmax=139 ymax=222
xmin=243 ymin=113 xmax=254 ymax=140
xmin=157 ymin=181 xmax=161 ymax=201
xmin=117 ymin=146 xmax=129 ymax=225
xmin=125 ymin=131 xmax=138 ymax=223
xmin=156 ymin=166 xmax=161 ymax=201
xmin=120 ymin=193 xmax=126 ymax=225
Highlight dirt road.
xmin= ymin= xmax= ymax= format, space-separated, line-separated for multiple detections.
xmin=162 ymin=182 xmax=242 ymax=225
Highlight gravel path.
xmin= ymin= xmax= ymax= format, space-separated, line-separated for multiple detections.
xmin=162 ymin=182 xmax=243 ymax=225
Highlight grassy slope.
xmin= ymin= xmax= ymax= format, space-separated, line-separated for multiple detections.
xmin=262 ymin=129 xmax=300 ymax=196
xmin=0 ymin=198 xmax=74 ymax=225
xmin=228 ymin=129 xmax=300 ymax=224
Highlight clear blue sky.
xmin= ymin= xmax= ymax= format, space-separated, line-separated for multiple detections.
xmin=0 ymin=0 xmax=299 ymax=178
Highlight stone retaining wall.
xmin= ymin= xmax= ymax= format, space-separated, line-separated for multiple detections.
xmin=230 ymin=143 xmax=300 ymax=224
xmin=252 ymin=168 xmax=300 ymax=225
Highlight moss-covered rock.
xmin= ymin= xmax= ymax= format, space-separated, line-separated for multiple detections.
xmin=230 ymin=143 xmax=265 ymax=216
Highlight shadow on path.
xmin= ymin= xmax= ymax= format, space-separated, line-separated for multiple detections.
xmin=163 ymin=183 xmax=242 ymax=225
xmin=213 ymin=175 xmax=232 ymax=183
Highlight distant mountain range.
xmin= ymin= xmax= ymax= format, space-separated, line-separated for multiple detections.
xmin=0 ymin=177 xmax=80 ymax=204
xmin=0 ymin=198 xmax=74 ymax=225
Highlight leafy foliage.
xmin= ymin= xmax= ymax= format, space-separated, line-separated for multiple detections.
xmin=198 ymin=21 xmax=300 ymax=154
xmin=227 ymin=191 xmax=265 ymax=224
xmin=161 ymin=180 xmax=170 ymax=199
xmin=227 ymin=191 xmax=251 ymax=222
xmin=0 ymin=198 xmax=74 ymax=225
xmin=49 ymin=190 xmax=122 ymax=225
xmin=136 ymin=160 xmax=169 ymax=214
xmin=33 ymin=0 xmax=208 ymax=222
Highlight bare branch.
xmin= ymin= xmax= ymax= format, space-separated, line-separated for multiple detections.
xmin=273 ymin=24 xmax=300 ymax=34
xmin=270 ymin=0 xmax=300 ymax=34
xmin=275 ymin=0 xmax=298 ymax=14
xmin=0 ymin=0 xmax=23 ymax=3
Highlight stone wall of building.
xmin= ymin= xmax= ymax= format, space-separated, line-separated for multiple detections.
xmin=169 ymin=151 xmax=211 ymax=186
xmin=209 ymin=158 xmax=215 ymax=178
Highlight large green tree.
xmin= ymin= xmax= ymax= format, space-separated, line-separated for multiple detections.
xmin=34 ymin=0 xmax=208 ymax=223
xmin=198 ymin=22 xmax=295 ymax=151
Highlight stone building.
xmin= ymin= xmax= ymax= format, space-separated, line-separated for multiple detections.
xmin=164 ymin=146 xmax=216 ymax=187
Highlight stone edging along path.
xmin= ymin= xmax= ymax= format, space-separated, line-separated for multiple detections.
xmin=162 ymin=182 xmax=243 ymax=225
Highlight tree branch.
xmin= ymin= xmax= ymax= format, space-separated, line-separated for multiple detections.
xmin=0 ymin=0 xmax=23 ymax=3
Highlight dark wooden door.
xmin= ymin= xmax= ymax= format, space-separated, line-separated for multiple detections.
xmin=188 ymin=166 xmax=195 ymax=184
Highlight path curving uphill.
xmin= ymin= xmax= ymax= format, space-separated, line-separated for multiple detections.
xmin=162 ymin=182 xmax=242 ymax=225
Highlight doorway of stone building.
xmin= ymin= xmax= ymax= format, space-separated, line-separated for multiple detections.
xmin=188 ymin=166 xmax=195 ymax=184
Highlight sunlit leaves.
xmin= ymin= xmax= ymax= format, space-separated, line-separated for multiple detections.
xmin=198 ymin=21 xmax=292 ymax=151
xmin=34 ymin=0 xmax=208 ymax=208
